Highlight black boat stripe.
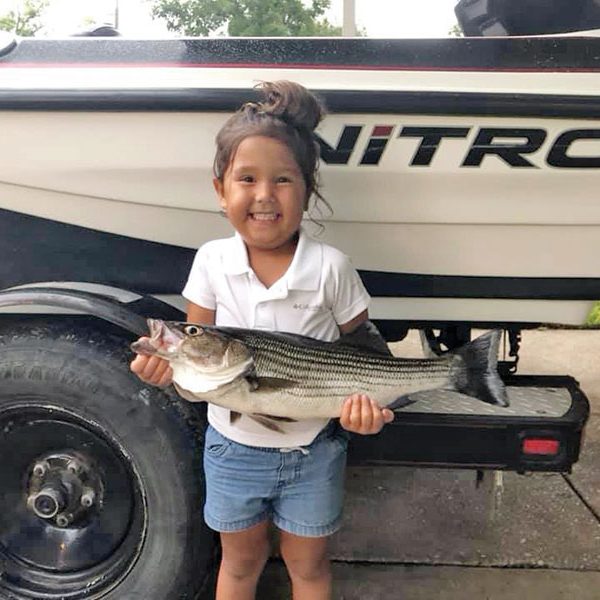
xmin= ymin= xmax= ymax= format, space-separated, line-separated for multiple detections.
xmin=1 ymin=89 xmax=600 ymax=119
xmin=0 ymin=209 xmax=599 ymax=300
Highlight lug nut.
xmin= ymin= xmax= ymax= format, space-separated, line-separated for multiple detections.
xmin=66 ymin=460 xmax=81 ymax=474
xmin=33 ymin=461 xmax=49 ymax=477
xmin=80 ymin=489 xmax=96 ymax=507
xmin=56 ymin=514 xmax=72 ymax=528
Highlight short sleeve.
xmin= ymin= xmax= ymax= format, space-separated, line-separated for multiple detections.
xmin=329 ymin=252 xmax=371 ymax=325
xmin=181 ymin=244 xmax=217 ymax=309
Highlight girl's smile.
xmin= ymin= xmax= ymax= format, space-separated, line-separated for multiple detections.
xmin=249 ymin=211 xmax=281 ymax=221
xmin=214 ymin=135 xmax=307 ymax=254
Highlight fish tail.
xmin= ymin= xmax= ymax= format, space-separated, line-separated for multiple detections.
xmin=449 ymin=331 xmax=508 ymax=407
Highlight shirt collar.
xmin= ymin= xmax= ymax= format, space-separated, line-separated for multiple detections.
xmin=220 ymin=232 xmax=251 ymax=275
xmin=286 ymin=228 xmax=322 ymax=291
xmin=222 ymin=229 xmax=322 ymax=291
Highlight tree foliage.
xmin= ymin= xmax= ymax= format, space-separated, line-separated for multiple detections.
xmin=149 ymin=0 xmax=341 ymax=36
xmin=0 ymin=0 xmax=49 ymax=36
xmin=448 ymin=23 xmax=463 ymax=37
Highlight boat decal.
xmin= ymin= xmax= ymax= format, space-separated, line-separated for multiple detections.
xmin=320 ymin=125 xmax=600 ymax=168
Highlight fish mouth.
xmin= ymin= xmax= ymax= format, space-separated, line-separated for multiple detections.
xmin=146 ymin=318 xmax=185 ymax=355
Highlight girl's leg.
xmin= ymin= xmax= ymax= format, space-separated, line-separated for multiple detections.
xmin=216 ymin=520 xmax=271 ymax=600
xmin=279 ymin=530 xmax=332 ymax=600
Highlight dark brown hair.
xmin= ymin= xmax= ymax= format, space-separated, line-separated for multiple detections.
xmin=213 ymin=80 xmax=327 ymax=210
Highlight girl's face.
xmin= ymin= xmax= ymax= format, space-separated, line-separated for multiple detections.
xmin=214 ymin=135 xmax=307 ymax=253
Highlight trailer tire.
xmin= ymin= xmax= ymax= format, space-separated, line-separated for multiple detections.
xmin=0 ymin=319 xmax=215 ymax=600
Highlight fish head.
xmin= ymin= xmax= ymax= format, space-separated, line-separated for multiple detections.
xmin=133 ymin=319 xmax=253 ymax=375
xmin=167 ymin=321 xmax=252 ymax=372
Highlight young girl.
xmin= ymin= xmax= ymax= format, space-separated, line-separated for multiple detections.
xmin=131 ymin=80 xmax=393 ymax=600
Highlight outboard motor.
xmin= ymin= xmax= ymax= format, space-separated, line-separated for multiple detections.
xmin=0 ymin=31 xmax=16 ymax=57
xmin=71 ymin=24 xmax=121 ymax=37
xmin=455 ymin=0 xmax=600 ymax=36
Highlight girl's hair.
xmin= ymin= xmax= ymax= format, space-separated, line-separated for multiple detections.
xmin=213 ymin=80 xmax=328 ymax=211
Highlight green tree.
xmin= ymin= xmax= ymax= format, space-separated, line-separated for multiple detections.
xmin=586 ymin=301 xmax=600 ymax=326
xmin=149 ymin=0 xmax=341 ymax=36
xmin=0 ymin=0 xmax=49 ymax=36
xmin=448 ymin=23 xmax=463 ymax=37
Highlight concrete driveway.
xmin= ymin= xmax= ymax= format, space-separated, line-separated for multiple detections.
xmin=257 ymin=329 xmax=600 ymax=599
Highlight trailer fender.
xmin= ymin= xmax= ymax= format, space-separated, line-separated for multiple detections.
xmin=0 ymin=284 xmax=185 ymax=336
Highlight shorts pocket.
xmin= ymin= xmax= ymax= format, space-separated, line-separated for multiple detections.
xmin=205 ymin=426 xmax=233 ymax=458
xmin=206 ymin=441 xmax=232 ymax=457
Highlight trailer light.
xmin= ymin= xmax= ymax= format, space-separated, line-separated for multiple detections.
xmin=522 ymin=438 xmax=560 ymax=455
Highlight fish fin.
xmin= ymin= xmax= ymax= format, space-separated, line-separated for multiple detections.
xmin=230 ymin=410 xmax=242 ymax=424
xmin=334 ymin=320 xmax=392 ymax=356
xmin=386 ymin=395 xmax=418 ymax=411
xmin=252 ymin=376 xmax=299 ymax=393
xmin=249 ymin=414 xmax=286 ymax=433
xmin=254 ymin=413 xmax=297 ymax=423
xmin=173 ymin=382 xmax=204 ymax=403
xmin=450 ymin=331 xmax=509 ymax=407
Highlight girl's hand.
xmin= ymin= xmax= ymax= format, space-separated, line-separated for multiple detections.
xmin=340 ymin=394 xmax=394 ymax=435
xmin=130 ymin=338 xmax=173 ymax=388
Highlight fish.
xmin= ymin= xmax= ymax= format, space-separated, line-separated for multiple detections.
xmin=131 ymin=319 xmax=508 ymax=432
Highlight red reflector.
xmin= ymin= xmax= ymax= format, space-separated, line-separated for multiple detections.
xmin=523 ymin=438 xmax=560 ymax=455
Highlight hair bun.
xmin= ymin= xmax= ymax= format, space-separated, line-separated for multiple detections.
xmin=256 ymin=80 xmax=324 ymax=132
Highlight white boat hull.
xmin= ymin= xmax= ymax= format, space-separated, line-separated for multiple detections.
xmin=1 ymin=37 xmax=599 ymax=326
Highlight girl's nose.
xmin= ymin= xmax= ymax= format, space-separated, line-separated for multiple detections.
xmin=255 ymin=180 xmax=274 ymax=202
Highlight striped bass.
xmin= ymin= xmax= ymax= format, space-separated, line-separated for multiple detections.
xmin=131 ymin=319 xmax=508 ymax=432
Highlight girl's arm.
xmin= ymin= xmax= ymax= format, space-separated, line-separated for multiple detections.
xmin=338 ymin=309 xmax=368 ymax=335
xmin=338 ymin=309 xmax=394 ymax=435
xmin=187 ymin=302 xmax=216 ymax=325
xmin=130 ymin=302 xmax=215 ymax=387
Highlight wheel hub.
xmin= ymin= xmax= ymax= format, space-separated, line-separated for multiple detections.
xmin=26 ymin=452 xmax=103 ymax=528
xmin=0 ymin=404 xmax=146 ymax=596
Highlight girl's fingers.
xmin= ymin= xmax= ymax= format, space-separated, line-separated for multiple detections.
xmin=157 ymin=366 xmax=174 ymax=388
xmin=149 ymin=359 xmax=171 ymax=384
xmin=360 ymin=395 xmax=373 ymax=431
xmin=129 ymin=353 xmax=148 ymax=375
xmin=369 ymin=399 xmax=384 ymax=433
xmin=340 ymin=397 xmax=352 ymax=422
xmin=382 ymin=408 xmax=395 ymax=423
xmin=349 ymin=395 xmax=362 ymax=427
xmin=140 ymin=356 xmax=160 ymax=380
xmin=340 ymin=395 xmax=393 ymax=433
xmin=130 ymin=353 xmax=171 ymax=386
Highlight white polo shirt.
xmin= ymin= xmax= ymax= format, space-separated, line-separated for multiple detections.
xmin=182 ymin=228 xmax=370 ymax=448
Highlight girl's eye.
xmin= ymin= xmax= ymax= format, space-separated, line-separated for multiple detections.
xmin=184 ymin=325 xmax=203 ymax=336
xmin=240 ymin=175 xmax=254 ymax=183
xmin=276 ymin=176 xmax=291 ymax=183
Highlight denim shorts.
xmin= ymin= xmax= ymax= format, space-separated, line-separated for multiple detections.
xmin=203 ymin=421 xmax=350 ymax=537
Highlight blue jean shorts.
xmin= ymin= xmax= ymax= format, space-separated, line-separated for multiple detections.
xmin=203 ymin=421 xmax=349 ymax=537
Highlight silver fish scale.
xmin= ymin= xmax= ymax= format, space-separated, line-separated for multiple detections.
xmin=238 ymin=330 xmax=451 ymax=399
xmin=399 ymin=386 xmax=571 ymax=417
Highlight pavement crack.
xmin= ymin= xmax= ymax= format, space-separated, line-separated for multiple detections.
xmin=562 ymin=473 xmax=600 ymax=524
xmin=329 ymin=558 xmax=600 ymax=572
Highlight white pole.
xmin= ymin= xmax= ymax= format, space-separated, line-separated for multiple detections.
xmin=342 ymin=0 xmax=357 ymax=36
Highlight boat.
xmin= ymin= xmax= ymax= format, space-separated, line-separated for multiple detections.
xmin=1 ymin=3 xmax=600 ymax=338
xmin=0 ymin=5 xmax=595 ymax=599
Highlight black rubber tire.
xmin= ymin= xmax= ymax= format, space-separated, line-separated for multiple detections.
xmin=0 ymin=318 xmax=215 ymax=600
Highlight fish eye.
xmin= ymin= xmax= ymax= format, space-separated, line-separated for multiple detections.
xmin=184 ymin=325 xmax=203 ymax=336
